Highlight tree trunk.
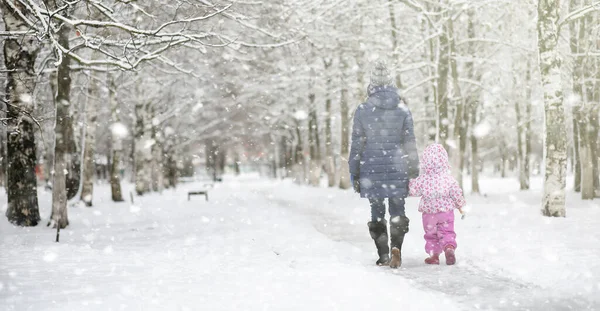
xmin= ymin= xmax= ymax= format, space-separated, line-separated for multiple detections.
xmin=144 ymin=105 xmax=155 ymax=188
xmin=206 ymin=140 xmax=217 ymax=181
xmin=273 ymin=135 xmax=281 ymax=179
xmin=0 ymin=101 xmax=5 ymax=187
xmin=470 ymin=102 xmax=480 ymax=194
xmin=44 ymin=30 xmax=79 ymax=203
xmin=500 ymin=149 xmax=507 ymax=178
xmin=80 ymin=77 xmax=98 ymax=207
xmin=308 ymin=93 xmax=321 ymax=186
xmin=283 ymin=135 xmax=291 ymax=177
xmin=596 ymin=36 xmax=600 ymax=198
xmin=581 ymin=147 xmax=594 ymax=199
xmin=162 ymin=134 xmax=178 ymax=189
xmin=151 ymin=135 xmax=164 ymax=192
xmin=515 ymin=73 xmax=527 ymax=190
xmin=580 ymin=114 xmax=595 ymax=199
xmin=523 ymin=61 xmax=532 ymax=190
xmin=449 ymin=19 xmax=466 ymax=190
xmin=206 ymin=140 xmax=213 ymax=179
xmin=2 ymin=2 xmax=41 ymax=226
xmin=150 ymin=107 xmax=164 ymax=192
xmin=388 ymin=0 xmax=402 ymax=88
xmin=538 ymin=0 xmax=567 ymax=217
xmin=65 ymin=116 xmax=81 ymax=201
xmin=437 ymin=20 xmax=451 ymax=149
xmin=108 ymin=75 xmax=124 ymax=202
xmin=292 ymin=119 xmax=305 ymax=184
xmin=339 ymin=56 xmax=351 ymax=189
xmin=573 ymin=109 xmax=582 ymax=192
xmin=569 ymin=0 xmax=584 ymax=193
xmin=134 ymin=102 xmax=148 ymax=195
xmin=218 ymin=148 xmax=226 ymax=178
xmin=578 ymin=102 xmax=596 ymax=200
xmin=323 ymin=59 xmax=335 ymax=187
xmin=584 ymin=105 xmax=599 ymax=199
xmin=588 ymin=105 xmax=599 ymax=199
xmin=135 ymin=102 xmax=153 ymax=194
xmin=584 ymin=0 xmax=600 ymax=197
xmin=425 ymin=18 xmax=437 ymax=144
xmin=234 ymin=153 xmax=241 ymax=175
xmin=49 ymin=5 xmax=74 ymax=228
xmin=0 ymin=104 xmax=6 ymax=187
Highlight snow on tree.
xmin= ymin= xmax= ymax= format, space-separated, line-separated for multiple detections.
xmin=1 ymin=1 xmax=42 ymax=226
xmin=537 ymin=0 xmax=568 ymax=217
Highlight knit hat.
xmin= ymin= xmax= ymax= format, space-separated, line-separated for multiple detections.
xmin=370 ymin=60 xmax=394 ymax=87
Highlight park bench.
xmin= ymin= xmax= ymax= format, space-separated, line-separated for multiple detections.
xmin=187 ymin=184 xmax=214 ymax=202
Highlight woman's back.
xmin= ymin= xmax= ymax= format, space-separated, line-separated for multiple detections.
xmin=350 ymin=85 xmax=418 ymax=198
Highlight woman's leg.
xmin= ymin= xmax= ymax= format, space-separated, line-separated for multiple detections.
xmin=369 ymin=198 xmax=386 ymax=222
xmin=388 ymin=197 xmax=406 ymax=218
xmin=367 ymin=198 xmax=389 ymax=265
xmin=388 ymin=197 xmax=409 ymax=248
xmin=388 ymin=198 xmax=409 ymax=268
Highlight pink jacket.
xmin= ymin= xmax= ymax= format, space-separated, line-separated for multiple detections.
xmin=409 ymin=144 xmax=466 ymax=214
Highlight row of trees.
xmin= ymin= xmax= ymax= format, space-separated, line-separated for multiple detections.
xmin=1 ymin=0 xmax=293 ymax=227
xmin=1 ymin=0 xmax=599 ymax=227
xmin=224 ymin=0 xmax=599 ymax=218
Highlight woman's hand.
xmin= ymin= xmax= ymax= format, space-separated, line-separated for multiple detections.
xmin=351 ymin=175 xmax=360 ymax=193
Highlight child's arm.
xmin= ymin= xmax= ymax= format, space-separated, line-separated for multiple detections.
xmin=449 ymin=179 xmax=466 ymax=209
xmin=408 ymin=177 xmax=422 ymax=197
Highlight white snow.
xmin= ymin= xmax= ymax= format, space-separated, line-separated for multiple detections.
xmin=1 ymin=175 xmax=599 ymax=310
xmin=42 ymin=252 xmax=58 ymax=262
xmin=129 ymin=205 xmax=141 ymax=213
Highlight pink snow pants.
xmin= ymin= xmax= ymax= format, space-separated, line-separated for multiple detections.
xmin=422 ymin=210 xmax=457 ymax=255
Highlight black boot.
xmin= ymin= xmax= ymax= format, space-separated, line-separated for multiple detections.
xmin=367 ymin=220 xmax=390 ymax=266
xmin=389 ymin=216 xmax=409 ymax=269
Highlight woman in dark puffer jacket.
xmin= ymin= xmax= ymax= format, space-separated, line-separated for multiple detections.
xmin=349 ymin=61 xmax=419 ymax=269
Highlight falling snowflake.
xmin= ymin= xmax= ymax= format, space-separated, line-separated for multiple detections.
xmin=110 ymin=122 xmax=129 ymax=139
xmin=294 ymin=110 xmax=308 ymax=120
xmin=473 ymin=123 xmax=491 ymax=138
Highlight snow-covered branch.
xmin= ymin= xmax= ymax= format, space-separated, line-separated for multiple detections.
xmin=559 ymin=1 xmax=600 ymax=30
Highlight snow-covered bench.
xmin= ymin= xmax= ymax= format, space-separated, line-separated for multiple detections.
xmin=187 ymin=184 xmax=214 ymax=202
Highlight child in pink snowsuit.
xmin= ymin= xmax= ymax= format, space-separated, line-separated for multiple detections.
xmin=409 ymin=144 xmax=465 ymax=265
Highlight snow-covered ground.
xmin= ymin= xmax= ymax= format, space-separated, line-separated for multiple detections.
xmin=1 ymin=175 xmax=599 ymax=311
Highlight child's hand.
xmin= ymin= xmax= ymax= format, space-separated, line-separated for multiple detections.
xmin=458 ymin=208 xmax=466 ymax=220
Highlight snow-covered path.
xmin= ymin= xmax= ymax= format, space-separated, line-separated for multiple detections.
xmin=1 ymin=175 xmax=599 ymax=310
xmin=255 ymin=178 xmax=600 ymax=311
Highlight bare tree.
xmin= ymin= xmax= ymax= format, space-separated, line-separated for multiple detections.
xmin=1 ymin=1 xmax=42 ymax=226
xmin=80 ymin=75 xmax=97 ymax=206
xmin=538 ymin=0 xmax=567 ymax=217
xmin=108 ymin=74 xmax=124 ymax=202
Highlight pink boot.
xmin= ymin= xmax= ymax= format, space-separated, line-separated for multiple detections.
xmin=424 ymin=253 xmax=440 ymax=265
xmin=444 ymin=245 xmax=456 ymax=265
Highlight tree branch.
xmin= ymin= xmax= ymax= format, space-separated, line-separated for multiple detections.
xmin=559 ymin=1 xmax=600 ymax=30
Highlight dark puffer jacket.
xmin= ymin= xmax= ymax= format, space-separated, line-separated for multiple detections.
xmin=348 ymin=85 xmax=419 ymax=199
